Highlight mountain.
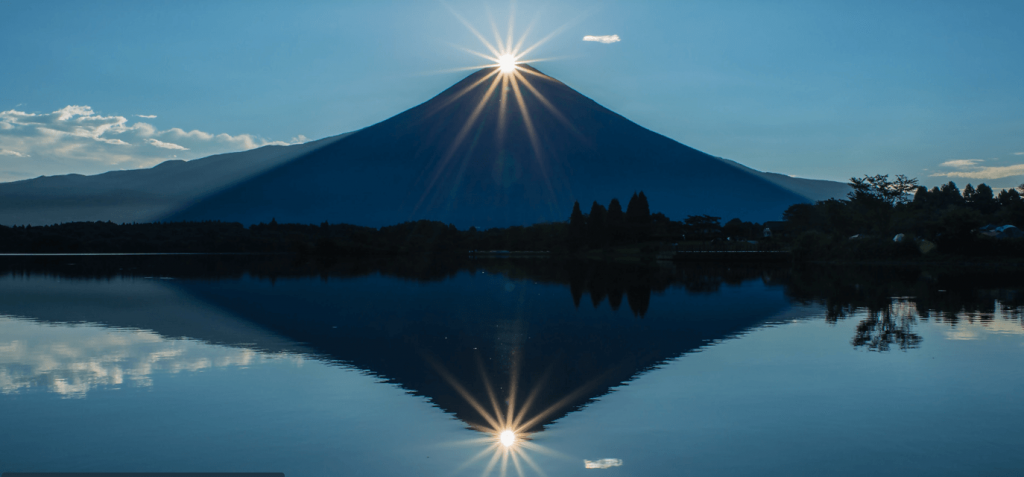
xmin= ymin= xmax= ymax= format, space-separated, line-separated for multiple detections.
xmin=0 ymin=66 xmax=850 ymax=227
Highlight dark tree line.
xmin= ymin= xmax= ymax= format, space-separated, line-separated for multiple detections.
xmin=782 ymin=175 xmax=1024 ymax=260
xmin=568 ymin=191 xmax=765 ymax=250
xmin=11 ymin=177 xmax=1018 ymax=261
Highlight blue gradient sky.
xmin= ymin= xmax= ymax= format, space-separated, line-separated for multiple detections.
xmin=1 ymin=0 xmax=1022 ymax=188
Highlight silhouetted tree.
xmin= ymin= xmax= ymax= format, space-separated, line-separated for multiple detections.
xmin=626 ymin=191 xmax=651 ymax=224
xmin=969 ymin=183 xmax=998 ymax=214
xmin=569 ymin=201 xmax=586 ymax=249
xmin=963 ymin=183 xmax=976 ymax=202
xmin=607 ymin=199 xmax=624 ymax=224
xmin=998 ymin=188 xmax=1021 ymax=207
xmin=849 ymin=174 xmax=919 ymax=206
xmin=587 ymin=201 xmax=608 ymax=247
xmin=626 ymin=284 xmax=650 ymax=318
xmin=940 ymin=181 xmax=965 ymax=206
xmin=606 ymin=198 xmax=625 ymax=242
xmin=723 ymin=218 xmax=759 ymax=240
xmin=684 ymin=215 xmax=722 ymax=241
xmin=607 ymin=289 xmax=623 ymax=311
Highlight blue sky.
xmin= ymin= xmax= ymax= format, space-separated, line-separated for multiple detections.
xmin=1 ymin=0 xmax=1022 ymax=189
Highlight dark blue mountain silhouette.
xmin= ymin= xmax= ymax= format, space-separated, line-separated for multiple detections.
xmin=0 ymin=65 xmax=849 ymax=227
xmin=165 ymin=66 xmax=824 ymax=227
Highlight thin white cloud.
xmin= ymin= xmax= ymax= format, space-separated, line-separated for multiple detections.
xmin=0 ymin=105 xmax=305 ymax=180
xmin=932 ymin=158 xmax=1024 ymax=180
xmin=146 ymin=138 xmax=188 ymax=151
xmin=939 ymin=159 xmax=982 ymax=168
xmin=584 ymin=459 xmax=623 ymax=469
xmin=1014 ymin=152 xmax=1024 ymax=156
xmin=583 ymin=35 xmax=621 ymax=44
xmin=0 ymin=149 xmax=29 ymax=157
xmin=135 ymin=114 xmax=157 ymax=119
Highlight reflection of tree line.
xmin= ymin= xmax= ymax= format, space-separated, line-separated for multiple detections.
xmin=4 ymin=256 xmax=1019 ymax=352
xmin=782 ymin=266 xmax=1024 ymax=351
xmin=561 ymin=262 xmax=782 ymax=317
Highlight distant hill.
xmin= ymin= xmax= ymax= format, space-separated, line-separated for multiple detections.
xmin=717 ymin=158 xmax=851 ymax=203
xmin=0 ymin=134 xmax=349 ymax=225
xmin=0 ymin=66 xmax=851 ymax=227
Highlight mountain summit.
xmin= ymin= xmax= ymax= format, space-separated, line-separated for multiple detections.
xmin=0 ymin=66 xmax=849 ymax=226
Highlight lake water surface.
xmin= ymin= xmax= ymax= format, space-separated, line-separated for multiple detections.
xmin=0 ymin=256 xmax=1021 ymax=476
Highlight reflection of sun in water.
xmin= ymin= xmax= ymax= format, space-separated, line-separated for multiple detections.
xmin=500 ymin=430 xmax=516 ymax=447
xmin=429 ymin=347 xmax=603 ymax=477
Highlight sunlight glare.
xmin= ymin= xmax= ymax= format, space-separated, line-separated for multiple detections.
xmin=500 ymin=430 xmax=516 ymax=447
xmin=498 ymin=54 xmax=517 ymax=73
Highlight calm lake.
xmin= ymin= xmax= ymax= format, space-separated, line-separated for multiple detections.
xmin=0 ymin=256 xmax=1021 ymax=476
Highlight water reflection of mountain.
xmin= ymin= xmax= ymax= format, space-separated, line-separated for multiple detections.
xmin=0 ymin=256 xmax=792 ymax=433
xmin=5 ymin=257 xmax=1019 ymax=432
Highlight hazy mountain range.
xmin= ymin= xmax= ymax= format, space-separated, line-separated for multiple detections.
xmin=0 ymin=66 xmax=850 ymax=227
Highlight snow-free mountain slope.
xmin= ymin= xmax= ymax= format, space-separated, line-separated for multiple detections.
xmin=0 ymin=134 xmax=349 ymax=225
xmin=168 ymin=66 xmax=821 ymax=227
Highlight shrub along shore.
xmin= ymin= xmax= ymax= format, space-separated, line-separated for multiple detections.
xmin=1 ymin=177 xmax=1021 ymax=262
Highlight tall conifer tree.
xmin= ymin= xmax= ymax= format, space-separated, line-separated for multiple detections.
xmin=636 ymin=191 xmax=651 ymax=223
xmin=569 ymin=201 xmax=586 ymax=248
xmin=625 ymin=192 xmax=640 ymax=223
xmin=607 ymin=198 xmax=624 ymax=224
xmin=588 ymin=201 xmax=608 ymax=246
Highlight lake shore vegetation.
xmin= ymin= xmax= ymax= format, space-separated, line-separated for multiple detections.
xmin=1 ymin=177 xmax=1021 ymax=263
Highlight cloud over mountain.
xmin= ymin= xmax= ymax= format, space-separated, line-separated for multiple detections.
xmin=0 ymin=105 xmax=306 ymax=181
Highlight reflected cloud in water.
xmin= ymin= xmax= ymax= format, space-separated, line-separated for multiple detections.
xmin=0 ymin=315 xmax=301 ymax=398
xmin=944 ymin=313 xmax=1024 ymax=341
xmin=1 ymin=256 xmax=1024 ymax=475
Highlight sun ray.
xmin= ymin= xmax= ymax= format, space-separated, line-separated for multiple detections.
xmin=509 ymin=365 xmax=553 ymax=431
xmin=452 ymin=43 xmax=501 ymax=64
xmin=517 ymin=439 xmax=567 ymax=459
xmin=416 ymin=64 xmax=506 ymax=76
xmin=510 ymin=56 xmax=569 ymax=65
xmin=507 ymin=72 xmax=556 ymax=205
xmin=512 ymin=70 xmax=582 ymax=138
xmin=417 ymin=70 xmax=502 ymax=206
xmin=510 ymin=451 xmax=526 ymax=477
xmin=504 ymin=349 xmax=520 ymax=434
xmin=514 ymin=25 xmax=563 ymax=60
xmin=515 ymin=445 xmax=549 ymax=477
xmin=477 ymin=355 xmax=508 ymax=430
xmin=425 ymin=68 xmax=500 ymax=117
xmin=441 ymin=436 xmax=497 ymax=448
xmin=480 ymin=446 xmax=504 ymax=477
xmin=454 ymin=443 xmax=503 ymax=474
xmin=499 ymin=448 xmax=510 ymax=477
xmin=445 ymin=3 xmax=501 ymax=58
xmin=487 ymin=8 xmax=506 ymax=55
xmin=514 ymin=371 xmax=613 ymax=433
xmin=425 ymin=355 xmax=504 ymax=432
xmin=510 ymin=12 xmax=541 ymax=57
xmin=505 ymin=1 xmax=516 ymax=56
xmin=496 ymin=72 xmax=510 ymax=146
xmin=517 ymin=8 xmax=591 ymax=59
